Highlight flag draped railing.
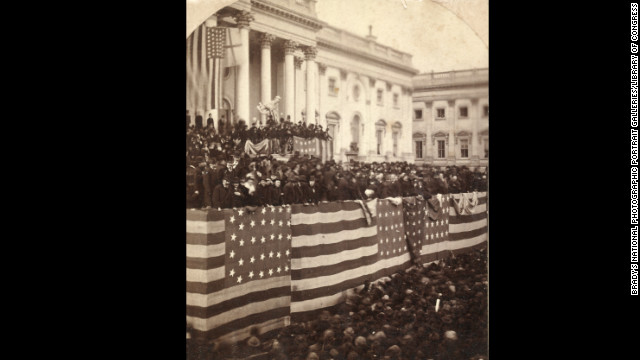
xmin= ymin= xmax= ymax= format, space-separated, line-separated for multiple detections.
xmin=186 ymin=192 xmax=488 ymax=343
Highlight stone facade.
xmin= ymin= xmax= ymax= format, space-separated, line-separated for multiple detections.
xmin=411 ymin=69 xmax=488 ymax=168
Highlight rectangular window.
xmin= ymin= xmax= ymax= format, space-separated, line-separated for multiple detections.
xmin=414 ymin=109 xmax=422 ymax=120
xmin=459 ymin=106 xmax=468 ymax=118
xmin=377 ymin=89 xmax=384 ymax=105
xmin=436 ymin=108 xmax=445 ymax=119
xmin=415 ymin=141 xmax=423 ymax=158
xmin=483 ymin=105 xmax=489 ymax=117
xmin=460 ymin=139 xmax=469 ymax=158
xmin=437 ymin=140 xmax=445 ymax=158
xmin=328 ymin=77 xmax=337 ymax=96
xmin=393 ymin=93 xmax=399 ymax=108
xmin=376 ymin=130 xmax=383 ymax=155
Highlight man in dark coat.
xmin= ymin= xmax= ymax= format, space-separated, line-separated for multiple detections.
xmin=255 ymin=177 xmax=272 ymax=206
xmin=195 ymin=112 xmax=203 ymax=129
xmin=399 ymin=173 xmax=416 ymax=197
xmin=335 ymin=172 xmax=351 ymax=201
xmin=270 ymin=178 xmax=284 ymax=206
xmin=218 ymin=116 xmax=226 ymax=135
xmin=304 ymin=175 xmax=322 ymax=204
xmin=283 ymin=176 xmax=304 ymax=205
xmin=212 ymin=177 xmax=232 ymax=209
xmin=201 ymin=162 xmax=214 ymax=209
xmin=230 ymin=178 xmax=246 ymax=208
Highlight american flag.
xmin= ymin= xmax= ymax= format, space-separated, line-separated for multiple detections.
xmin=293 ymin=136 xmax=323 ymax=159
xmin=289 ymin=200 xmax=379 ymax=322
xmin=421 ymin=195 xmax=451 ymax=263
xmin=447 ymin=192 xmax=488 ymax=255
xmin=375 ymin=198 xmax=413 ymax=278
xmin=187 ymin=24 xmax=219 ymax=116
xmin=206 ymin=26 xmax=226 ymax=59
xmin=186 ymin=206 xmax=292 ymax=343
xmin=402 ymin=197 xmax=426 ymax=263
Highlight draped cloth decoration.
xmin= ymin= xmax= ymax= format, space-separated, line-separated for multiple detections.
xmin=426 ymin=197 xmax=442 ymax=221
xmin=452 ymin=192 xmax=479 ymax=215
xmin=244 ymin=139 xmax=271 ymax=156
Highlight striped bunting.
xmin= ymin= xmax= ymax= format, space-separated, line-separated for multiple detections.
xmin=186 ymin=207 xmax=291 ymax=342
xmin=187 ymin=23 xmax=216 ymax=117
xmin=420 ymin=192 xmax=487 ymax=260
xmin=289 ymin=200 xmax=379 ymax=321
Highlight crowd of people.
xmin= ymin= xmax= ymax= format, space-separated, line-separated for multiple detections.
xmin=186 ymin=149 xmax=487 ymax=210
xmin=187 ymin=113 xmax=332 ymax=163
xmin=187 ymin=248 xmax=489 ymax=360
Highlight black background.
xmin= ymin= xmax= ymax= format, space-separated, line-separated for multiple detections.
xmin=10 ymin=1 xmax=635 ymax=358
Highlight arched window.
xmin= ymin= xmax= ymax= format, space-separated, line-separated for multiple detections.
xmin=352 ymin=85 xmax=360 ymax=102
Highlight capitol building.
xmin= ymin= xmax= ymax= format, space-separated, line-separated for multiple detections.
xmin=186 ymin=0 xmax=487 ymax=165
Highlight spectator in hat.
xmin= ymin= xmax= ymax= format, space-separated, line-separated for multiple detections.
xmin=270 ymin=178 xmax=284 ymax=206
xmin=449 ymin=175 xmax=461 ymax=194
xmin=302 ymin=175 xmax=321 ymax=204
xmin=284 ymin=176 xmax=303 ymax=205
xmin=212 ymin=177 xmax=232 ymax=209
xmin=335 ymin=172 xmax=350 ymax=201
xmin=201 ymin=162 xmax=214 ymax=209
xmin=255 ymin=177 xmax=272 ymax=206
xmin=230 ymin=177 xmax=246 ymax=208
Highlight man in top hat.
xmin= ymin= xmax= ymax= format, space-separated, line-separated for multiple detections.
xmin=270 ymin=177 xmax=285 ymax=206
xmin=255 ymin=176 xmax=272 ymax=206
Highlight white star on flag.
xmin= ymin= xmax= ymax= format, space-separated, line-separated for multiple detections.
xmin=279 ymin=207 xmax=283 ymax=213
xmin=270 ymin=234 xmax=275 ymax=240
xmin=239 ymin=239 xmax=245 ymax=246
xmin=229 ymin=268 xmax=235 ymax=277
xmin=271 ymin=207 xmax=276 ymax=212
xmin=230 ymin=215 xmax=235 ymax=223
xmin=446 ymin=219 xmax=448 ymax=224
xmin=229 ymin=250 xmax=235 ymax=258
xmin=231 ymin=233 xmax=237 ymax=241
xmin=269 ymin=269 xmax=274 ymax=276
xmin=237 ymin=276 xmax=242 ymax=283
xmin=261 ymin=219 xmax=266 ymax=226
xmin=238 ymin=209 xmax=244 ymax=216
xmin=277 ymin=267 xmax=281 ymax=273
xmin=436 ymin=233 xmax=439 ymax=238
xmin=249 ymin=271 xmax=254 ymax=278
xmin=239 ymin=223 xmax=244 ymax=230
xmin=287 ymin=234 xmax=291 ymax=240
xmin=238 ymin=258 xmax=244 ymax=266
xmin=261 ymin=236 xmax=266 ymax=243
xmin=260 ymin=253 xmax=265 ymax=260
xmin=278 ymin=220 xmax=283 ymax=227
xmin=285 ymin=249 xmax=290 ymax=256
xmin=261 ymin=208 xmax=267 ymax=214
xmin=285 ymin=265 xmax=289 ymax=271
xmin=278 ymin=234 xmax=283 ymax=240
xmin=276 ymin=251 xmax=281 ymax=258
xmin=269 ymin=251 xmax=274 ymax=258
xmin=445 ymin=230 xmax=448 ymax=235
xmin=270 ymin=219 xmax=275 ymax=226
xmin=393 ymin=249 xmax=396 ymax=254
xmin=380 ymin=239 xmax=383 ymax=244
xmin=386 ymin=251 xmax=389 ymax=255
xmin=250 ymin=256 xmax=255 ymax=263
xmin=250 ymin=237 xmax=256 ymax=244
xmin=259 ymin=271 xmax=264 ymax=278
xmin=250 ymin=220 xmax=255 ymax=228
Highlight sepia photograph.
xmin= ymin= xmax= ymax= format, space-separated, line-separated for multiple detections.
xmin=186 ymin=0 xmax=488 ymax=359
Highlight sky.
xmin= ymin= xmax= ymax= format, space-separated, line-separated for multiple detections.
xmin=315 ymin=0 xmax=488 ymax=73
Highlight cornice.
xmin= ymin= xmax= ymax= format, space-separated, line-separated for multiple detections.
xmin=317 ymin=38 xmax=419 ymax=76
xmin=251 ymin=0 xmax=325 ymax=30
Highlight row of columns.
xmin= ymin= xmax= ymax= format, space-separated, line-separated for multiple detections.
xmin=232 ymin=10 xmax=318 ymax=125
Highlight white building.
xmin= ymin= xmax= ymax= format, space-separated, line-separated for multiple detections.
xmin=187 ymin=0 xmax=419 ymax=163
xmin=411 ymin=69 xmax=489 ymax=167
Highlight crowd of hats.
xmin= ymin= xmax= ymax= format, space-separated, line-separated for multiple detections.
xmin=186 ymin=248 xmax=488 ymax=360
xmin=187 ymin=117 xmax=331 ymax=165
xmin=187 ymin=149 xmax=488 ymax=210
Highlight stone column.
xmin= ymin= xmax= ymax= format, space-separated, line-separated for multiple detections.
xmin=283 ymin=40 xmax=297 ymax=121
xmin=260 ymin=33 xmax=275 ymax=124
xmin=318 ymin=62 xmax=327 ymax=127
xmin=304 ymin=46 xmax=317 ymax=124
xmin=471 ymin=98 xmax=480 ymax=164
xmin=424 ymin=101 xmax=433 ymax=163
xmin=447 ymin=100 xmax=456 ymax=162
xmin=294 ymin=57 xmax=304 ymax=122
xmin=234 ymin=10 xmax=253 ymax=124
